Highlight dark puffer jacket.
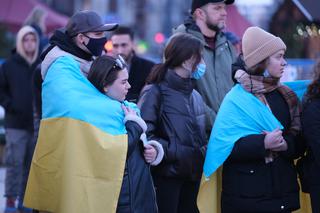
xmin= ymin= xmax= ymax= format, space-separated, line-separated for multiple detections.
xmin=139 ymin=70 xmax=207 ymax=181
xmin=117 ymin=120 xmax=158 ymax=213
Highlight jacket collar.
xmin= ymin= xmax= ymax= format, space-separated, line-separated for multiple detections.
xmin=41 ymin=46 xmax=93 ymax=80
xmin=164 ymin=70 xmax=194 ymax=94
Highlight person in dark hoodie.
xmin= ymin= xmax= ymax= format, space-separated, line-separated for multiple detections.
xmin=0 ymin=25 xmax=40 ymax=213
xmin=173 ymin=0 xmax=237 ymax=129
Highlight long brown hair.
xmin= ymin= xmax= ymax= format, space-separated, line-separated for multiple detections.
xmin=305 ymin=58 xmax=320 ymax=101
xmin=146 ymin=33 xmax=204 ymax=84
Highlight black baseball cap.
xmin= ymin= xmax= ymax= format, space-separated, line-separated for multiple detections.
xmin=66 ymin=10 xmax=118 ymax=37
xmin=191 ymin=0 xmax=234 ymax=13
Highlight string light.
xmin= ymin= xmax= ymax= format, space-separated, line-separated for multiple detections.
xmin=295 ymin=23 xmax=320 ymax=38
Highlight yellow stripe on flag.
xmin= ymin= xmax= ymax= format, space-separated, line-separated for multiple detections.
xmin=197 ymin=168 xmax=222 ymax=213
xmin=24 ymin=117 xmax=127 ymax=213
xmin=293 ymin=191 xmax=312 ymax=213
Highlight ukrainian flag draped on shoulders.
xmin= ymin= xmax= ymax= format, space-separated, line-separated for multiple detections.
xmin=197 ymin=81 xmax=312 ymax=213
xmin=203 ymin=83 xmax=284 ymax=177
xmin=197 ymin=83 xmax=283 ymax=213
xmin=24 ymin=56 xmax=137 ymax=213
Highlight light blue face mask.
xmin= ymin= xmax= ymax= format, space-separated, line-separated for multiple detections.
xmin=192 ymin=63 xmax=206 ymax=80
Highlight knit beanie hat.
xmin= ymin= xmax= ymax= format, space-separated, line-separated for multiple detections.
xmin=242 ymin=26 xmax=286 ymax=68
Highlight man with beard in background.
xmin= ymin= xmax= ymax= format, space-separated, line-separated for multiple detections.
xmin=174 ymin=0 xmax=237 ymax=130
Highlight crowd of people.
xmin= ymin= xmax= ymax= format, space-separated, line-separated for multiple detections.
xmin=0 ymin=0 xmax=319 ymax=213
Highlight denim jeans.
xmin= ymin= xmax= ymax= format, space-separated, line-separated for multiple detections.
xmin=3 ymin=128 xmax=36 ymax=199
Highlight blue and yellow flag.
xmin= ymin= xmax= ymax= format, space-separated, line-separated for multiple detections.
xmin=197 ymin=84 xmax=283 ymax=213
xmin=24 ymin=56 xmax=136 ymax=213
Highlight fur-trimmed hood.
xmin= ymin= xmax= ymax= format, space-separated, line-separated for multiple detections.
xmin=16 ymin=25 xmax=39 ymax=65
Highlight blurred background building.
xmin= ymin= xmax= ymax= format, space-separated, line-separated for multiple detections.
xmin=0 ymin=0 xmax=319 ymax=78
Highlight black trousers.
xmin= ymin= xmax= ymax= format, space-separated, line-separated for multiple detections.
xmin=310 ymin=185 xmax=320 ymax=213
xmin=153 ymin=176 xmax=200 ymax=213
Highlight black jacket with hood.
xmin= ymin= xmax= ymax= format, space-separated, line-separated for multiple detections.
xmin=0 ymin=26 xmax=40 ymax=131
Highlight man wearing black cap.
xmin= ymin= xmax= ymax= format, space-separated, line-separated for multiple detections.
xmin=32 ymin=10 xmax=118 ymax=153
xmin=40 ymin=10 xmax=117 ymax=79
xmin=33 ymin=10 xmax=118 ymax=119
xmin=32 ymin=10 xmax=117 ymax=123
xmin=174 ymin=0 xmax=237 ymax=129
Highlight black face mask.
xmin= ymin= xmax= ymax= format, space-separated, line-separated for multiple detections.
xmin=83 ymin=35 xmax=107 ymax=56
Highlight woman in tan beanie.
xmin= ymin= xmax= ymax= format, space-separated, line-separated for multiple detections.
xmin=204 ymin=26 xmax=303 ymax=213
